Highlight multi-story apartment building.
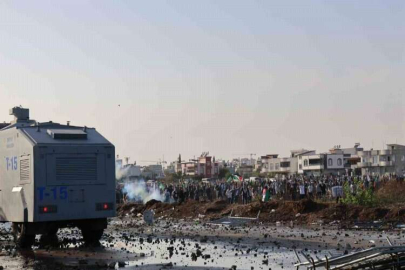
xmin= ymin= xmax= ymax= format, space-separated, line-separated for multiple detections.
xmin=329 ymin=144 xmax=363 ymax=176
xmin=296 ymin=150 xmax=316 ymax=174
xmin=123 ymin=164 xmax=142 ymax=178
xmin=295 ymin=144 xmax=365 ymax=176
xmin=357 ymin=144 xmax=405 ymax=176
xmin=297 ymin=151 xmax=345 ymax=176
xmin=260 ymin=154 xmax=278 ymax=174
xmin=236 ymin=165 xmax=254 ymax=178
xmin=181 ymin=161 xmax=197 ymax=176
xmin=116 ymin=156 xmax=142 ymax=179
xmin=141 ymin=164 xmax=164 ymax=179
xmin=181 ymin=153 xmax=219 ymax=178
xmin=261 ymin=154 xmax=298 ymax=176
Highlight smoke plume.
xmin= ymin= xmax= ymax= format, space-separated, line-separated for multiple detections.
xmin=116 ymin=165 xmax=131 ymax=180
xmin=122 ymin=179 xmax=163 ymax=203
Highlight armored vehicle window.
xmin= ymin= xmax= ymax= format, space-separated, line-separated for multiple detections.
xmin=20 ymin=156 xmax=31 ymax=184
xmin=47 ymin=129 xmax=87 ymax=140
xmin=56 ymin=157 xmax=97 ymax=181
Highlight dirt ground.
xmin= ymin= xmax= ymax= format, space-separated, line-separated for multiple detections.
xmin=0 ymin=199 xmax=404 ymax=269
xmin=0 ymin=216 xmax=403 ymax=270
xmin=117 ymin=198 xmax=405 ymax=227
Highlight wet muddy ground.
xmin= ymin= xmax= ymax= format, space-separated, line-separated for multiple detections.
xmin=0 ymin=218 xmax=404 ymax=269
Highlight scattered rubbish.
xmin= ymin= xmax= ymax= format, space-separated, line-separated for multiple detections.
xmin=395 ymin=223 xmax=405 ymax=230
xmin=352 ymin=221 xmax=384 ymax=230
xmin=295 ymin=246 xmax=405 ymax=269
xmin=143 ymin=210 xmax=155 ymax=225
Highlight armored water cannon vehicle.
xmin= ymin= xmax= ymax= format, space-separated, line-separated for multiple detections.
xmin=0 ymin=106 xmax=116 ymax=247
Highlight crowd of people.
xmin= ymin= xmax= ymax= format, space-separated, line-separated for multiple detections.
xmin=119 ymin=173 xmax=401 ymax=205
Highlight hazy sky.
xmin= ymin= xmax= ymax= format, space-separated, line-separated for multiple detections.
xmin=0 ymin=1 xmax=404 ymax=164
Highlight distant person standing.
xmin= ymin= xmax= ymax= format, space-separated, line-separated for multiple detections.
xmin=320 ymin=181 xmax=326 ymax=197
xmin=194 ymin=187 xmax=200 ymax=202
xmin=262 ymin=186 xmax=268 ymax=202
xmin=299 ymin=183 xmax=306 ymax=200
xmin=172 ymin=188 xmax=178 ymax=203
xmin=316 ymin=182 xmax=322 ymax=199
xmin=331 ymin=185 xmax=343 ymax=203
xmin=164 ymin=189 xmax=170 ymax=203
xmin=178 ymin=188 xmax=185 ymax=204
xmin=307 ymin=182 xmax=314 ymax=199
xmin=242 ymin=187 xmax=248 ymax=204
xmin=291 ymin=182 xmax=297 ymax=201
xmin=262 ymin=185 xmax=270 ymax=202
xmin=226 ymin=188 xmax=232 ymax=204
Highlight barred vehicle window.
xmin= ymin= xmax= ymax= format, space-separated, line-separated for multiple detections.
xmin=20 ymin=157 xmax=31 ymax=184
xmin=56 ymin=157 xmax=97 ymax=181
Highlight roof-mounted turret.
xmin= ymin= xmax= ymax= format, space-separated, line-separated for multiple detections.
xmin=10 ymin=106 xmax=30 ymax=123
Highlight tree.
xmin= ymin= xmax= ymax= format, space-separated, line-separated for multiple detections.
xmin=252 ymin=168 xmax=264 ymax=177
xmin=163 ymin=171 xmax=183 ymax=182
xmin=218 ymin=168 xmax=230 ymax=179
xmin=225 ymin=171 xmax=233 ymax=180
xmin=267 ymin=172 xmax=277 ymax=178
xmin=342 ymin=179 xmax=377 ymax=207
xmin=193 ymin=175 xmax=203 ymax=181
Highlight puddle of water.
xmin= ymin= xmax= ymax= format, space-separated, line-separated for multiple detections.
xmin=1 ymin=219 xmax=404 ymax=269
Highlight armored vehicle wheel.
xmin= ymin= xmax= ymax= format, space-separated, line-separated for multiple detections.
xmin=12 ymin=223 xmax=35 ymax=249
xmin=81 ymin=228 xmax=104 ymax=247
xmin=40 ymin=227 xmax=59 ymax=247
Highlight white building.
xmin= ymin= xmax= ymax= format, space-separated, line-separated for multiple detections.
xmin=296 ymin=150 xmax=316 ymax=174
xmin=116 ymin=163 xmax=142 ymax=180
xmin=298 ymin=151 xmax=345 ymax=176
xmin=357 ymin=144 xmax=405 ymax=176
xmin=261 ymin=154 xmax=298 ymax=176
xmin=165 ymin=162 xmax=177 ymax=174
xmin=329 ymin=144 xmax=363 ymax=175
xmin=141 ymin=164 xmax=165 ymax=179
xmin=124 ymin=164 xmax=142 ymax=177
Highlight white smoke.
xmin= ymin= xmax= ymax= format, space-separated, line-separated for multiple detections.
xmin=116 ymin=165 xmax=131 ymax=180
xmin=122 ymin=179 xmax=163 ymax=204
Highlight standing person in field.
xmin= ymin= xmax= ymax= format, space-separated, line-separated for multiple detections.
xmin=246 ymin=186 xmax=252 ymax=203
xmin=307 ymin=182 xmax=314 ymax=199
xmin=164 ymin=189 xmax=171 ymax=203
xmin=316 ymin=181 xmax=322 ymax=199
xmin=299 ymin=182 xmax=306 ymax=200
xmin=242 ymin=186 xmax=249 ymax=204
xmin=262 ymin=185 xmax=270 ymax=202
xmin=172 ymin=187 xmax=178 ymax=203
xmin=262 ymin=186 xmax=267 ymax=202
xmin=178 ymin=187 xmax=185 ymax=204
xmin=226 ymin=188 xmax=232 ymax=204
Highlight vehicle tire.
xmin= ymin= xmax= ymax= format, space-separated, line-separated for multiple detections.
xmin=81 ymin=228 xmax=104 ymax=247
xmin=40 ymin=226 xmax=59 ymax=247
xmin=12 ymin=223 xmax=35 ymax=249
